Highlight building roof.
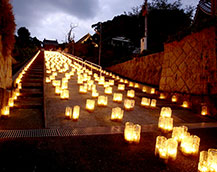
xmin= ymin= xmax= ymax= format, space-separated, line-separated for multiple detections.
xmin=43 ymin=39 xmax=58 ymax=46
xmin=76 ymin=33 xmax=91 ymax=44
xmin=112 ymin=37 xmax=130 ymax=43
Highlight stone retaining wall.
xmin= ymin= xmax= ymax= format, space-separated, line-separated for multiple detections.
xmin=107 ymin=52 xmax=164 ymax=86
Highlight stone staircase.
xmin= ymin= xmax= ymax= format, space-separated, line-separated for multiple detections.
xmin=0 ymin=52 xmax=45 ymax=130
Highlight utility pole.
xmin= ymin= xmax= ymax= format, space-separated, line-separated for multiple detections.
xmin=98 ymin=22 xmax=102 ymax=66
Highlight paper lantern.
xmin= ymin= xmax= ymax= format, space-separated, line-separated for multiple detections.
xmin=141 ymin=97 xmax=150 ymax=106
xmin=50 ymin=75 xmax=55 ymax=80
xmin=92 ymin=90 xmax=99 ymax=98
xmin=198 ymin=151 xmax=209 ymax=172
xmin=151 ymin=88 xmax=155 ymax=94
xmin=208 ymin=149 xmax=217 ymax=172
xmin=111 ymin=107 xmax=124 ymax=121
xmin=172 ymin=126 xmax=188 ymax=143
xmin=160 ymin=107 xmax=172 ymax=118
xmin=150 ymin=99 xmax=157 ymax=107
xmin=118 ymin=84 xmax=125 ymax=91
xmin=124 ymin=79 xmax=128 ymax=84
xmin=61 ymin=82 xmax=68 ymax=89
xmin=159 ymin=93 xmax=166 ymax=99
xmin=73 ymin=105 xmax=80 ymax=120
xmin=65 ymin=106 xmax=72 ymax=119
xmin=129 ymin=82 xmax=134 ymax=87
xmin=12 ymin=91 xmax=17 ymax=100
xmin=142 ymin=86 xmax=147 ymax=93
xmin=155 ymin=136 xmax=167 ymax=156
xmin=97 ymin=96 xmax=108 ymax=106
xmin=119 ymin=79 xmax=124 ymax=83
xmin=52 ymin=80 xmax=61 ymax=87
xmin=134 ymin=83 xmax=139 ymax=88
xmin=124 ymin=99 xmax=135 ymax=110
xmin=124 ymin=122 xmax=141 ymax=144
xmin=60 ymin=89 xmax=69 ymax=99
xmin=182 ymin=101 xmax=189 ymax=108
xmin=8 ymin=98 xmax=14 ymax=107
xmin=15 ymin=88 xmax=20 ymax=96
xmin=79 ymin=85 xmax=87 ymax=94
xmin=113 ymin=93 xmax=123 ymax=103
xmin=127 ymin=90 xmax=135 ymax=98
xmin=180 ymin=135 xmax=200 ymax=155
xmin=104 ymin=87 xmax=112 ymax=95
xmin=18 ymin=83 xmax=22 ymax=89
xmin=201 ymin=106 xmax=208 ymax=116
xmin=1 ymin=106 xmax=10 ymax=116
xmin=46 ymin=77 xmax=51 ymax=83
xmin=167 ymin=138 xmax=178 ymax=160
xmin=171 ymin=95 xmax=177 ymax=102
xmin=109 ymin=80 xmax=114 ymax=86
xmin=55 ymin=86 xmax=62 ymax=94
xmin=158 ymin=137 xmax=168 ymax=159
xmin=158 ymin=117 xmax=173 ymax=132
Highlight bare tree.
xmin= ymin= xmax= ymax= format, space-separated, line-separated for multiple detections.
xmin=67 ymin=23 xmax=78 ymax=43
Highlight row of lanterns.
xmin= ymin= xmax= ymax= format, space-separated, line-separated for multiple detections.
xmin=0 ymin=51 xmax=41 ymax=117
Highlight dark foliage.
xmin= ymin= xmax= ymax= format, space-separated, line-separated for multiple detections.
xmin=0 ymin=0 xmax=16 ymax=57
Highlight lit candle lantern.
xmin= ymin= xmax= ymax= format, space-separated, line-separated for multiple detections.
xmin=180 ymin=134 xmax=200 ymax=155
xmin=141 ymin=97 xmax=151 ymax=106
xmin=92 ymin=90 xmax=99 ymax=98
xmin=158 ymin=117 xmax=173 ymax=132
xmin=62 ymin=78 xmax=68 ymax=83
xmin=65 ymin=106 xmax=72 ymax=119
xmin=160 ymin=107 xmax=172 ymax=118
xmin=124 ymin=99 xmax=135 ymax=110
xmin=201 ymin=106 xmax=208 ymax=116
xmin=105 ymin=87 xmax=112 ymax=95
xmin=118 ymin=84 xmax=125 ymax=91
xmin=150 ymin=99 xmax=157 ymax=107
xmin=52 ymin=80 xmax=61 ymax=87
xmin=55 ymin=86 xmax=61 ymax=94
xmin=116 ymin=76 xmax=120 ymax=80
xmin=172 ymin=126 xmax=188 ymax=143
xmin=60 ymin=89 xmax=69 ymax=99
xmin=198 ymin=151 xmax=209 ymax=172
xmin=18 ymin=83 xmax=22 ymax=89
xmin=134 ymin=83 xmax=139 ymax=88
xmin=72 ymin=105 xmax=80 ymax=120
xmin=50 ymin=75 xmax=55 ymax=80
xmin=15 ymin=88 xmax=20 ymax=96
xmin=182 ymin=101 xmax=189 ymax=108
xmin=151 ymin=88 xmax=155 ymax=94
xmin=124 ymin=79 xmax=128 ymax=84
xmin=129 ymin=82 xmax=134 ymax=87
xmin=167 ymin=138 xmax=178 ymax=160
xmin=97 ymin=96 xmax=108 ymax=106
xmin=155 ymin=136 xmax=167 ymax=156
xmin=192 ymin=135 xmax=200 ymax=155
xmin=127 ymin=90 xmax=135 ymax=98
xmin=208 ymin=149 xmax=217 ymax=172
xmin=158 ymin=137 xmax=168 ymax=159
xmin=109 ymin=80 xmax=114 ymax=86
xmin=142 ymin=86 xmax=147 ymax=92
xmin=111 ymin=107 xmax=124 ymax=121
xmin=119 ymin=79 xmax=124 ymax=83
xmin=1 ymin=106 xmax=10 ymax=117
xmin=171 ymin=95 xmax=177 ymax=102
xmin=79 ymin=85 xmax=87 ymax=94
xmin=8 ymin=98 xmax=14 ymax=107
xmin=65 ymin=73 xmax=70 ymax=79
xmin=159 ymin=93 xmax=166 ymax=99
xmin=61 ymin=82 xmax=68 ymax=89
xmin=124 ymin=122 xmax=141 ymax=144
xmin=86 ymin=99 xmax=95 ymax=111
xmin=12 ymin=91 xmax=17 ymax=100
xmin=113 ymin=93 xmax=123 ymax=103
xmin=46 ymin=77 xmax=51 ymax=83
xmin=15 ymin=78 xmax=21 ymax=84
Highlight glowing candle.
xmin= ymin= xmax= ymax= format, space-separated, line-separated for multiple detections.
xmin=129 ymin=82 xmax=134 ymax=87
xmin=133 ymin=124 xmax=141 ymax=143
xmin=198 ymin=151 xmax=209 ymax=172
xmin=72 ymin=105 xmax=80 ymax=120
xmin=118 ymin=84 xmax=125 ymax=91
xmin=52 ymin=80 xmax=61 ymax=87
xmin=86 ymin=99 xmax=95 ymax=111
xmin=141 ymin=97 xmax=150 ymax=106
xmin=1 ymin=106 xmax=10 ymax=116
xmin=46 ymin=77 xmax=51 ymax=83
xmin=134 ymin=83 xmax=139 ymax=88
xmin=160 ymin=107 xmax=172 ymax=118
xmin=60 ymin=89 xmax=69 ymax=99
xmin=171 ymin=95 xmax=177 ymax=102
xmin=15 ymin=88 xmax=20 ymax=96
xmin=61 ymin=82 xmax=68 ymax=89
xmin=124 ymin=122 xmax=141 ymax=144
xmin=124 ymin=99 xmax=135 ymax=110
xmin=124 ymin=79 xmax=128 ymax=84
xmin=159 ymin=93 xmax=166 ymax=99
xmin=111 ymin=107 xmax=124 ymax=121
xmin=55 ymin=86 xmax=62 ymax=94
xmin=182 ymin=101 xmax=189 ymax=108
xmin=172 ymin=126 xmax=188 ymax=143
xmin=79 ymin=85 xmax=87 ymax=94
xmin=155 ymin=136 xmax=167 ymax=156
xmin=180 ymin=134 xmax=199 ymax=156
xmin=8 ymin=98 xmax=14 ymax=107
xmin=97 ymin=96 xmax=108 ymax=106
xmin=167 ymin=138 xmax=178 ymax=160
xmin=92 ymin=90 xmax=99 ymax=98
xmin=201 ymin=106 xmax=208 ymax=116
xmin=109 ymin=80 xmax=114 ymax=86
xmin=127 ymin=90 xmax=135 ymax=98
xmin=65 ymin=106 xmax=72 ymax=119
xmin=150 ymin=99 xmax=157 ymax=107
xmin=151 ymin=88 xmax=155 ymax=94
xmin=18 ymin=83 xmax=22 ymax=89
xmin=142 ymin=86 xmax=147 ymax=92
xmin=104 ymin=87 xmax=112 ymax=95
xmin=158 ymin=117 xmax=173 ymax=132
xmin=113 ymin=93 xmax=123 ymax=103
xmin=208 ymin=149 xmax=217 ymax=172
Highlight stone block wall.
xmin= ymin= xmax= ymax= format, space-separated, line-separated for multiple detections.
xmin=160 ymin=26 xmax=217 ymax=95
xmin=107 ymin=52 xmax=164 ymax=86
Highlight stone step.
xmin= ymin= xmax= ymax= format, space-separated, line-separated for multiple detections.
xmin=21 ymin=78 xmax=43 ymax=83
xmin=22 ymin=82 xmax=43 ymax=88
xmin=24 ymin=75 xmax=43 ymax=79
xmin=20 ymin=92 xmax=43 ymax=97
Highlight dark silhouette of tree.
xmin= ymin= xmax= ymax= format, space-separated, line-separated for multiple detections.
xmin=0 ymin=0 xmax=16 ymax=57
